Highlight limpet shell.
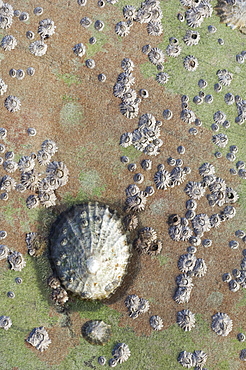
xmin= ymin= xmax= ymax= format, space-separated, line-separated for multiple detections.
xmin=82 ymin=320 xmax=112 ymax=345
xmin=49 ymin=202 xmax=131 ymax=299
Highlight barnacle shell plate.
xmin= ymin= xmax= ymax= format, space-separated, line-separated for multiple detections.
xmin=49 ymin=202 xmax=131 ymax=299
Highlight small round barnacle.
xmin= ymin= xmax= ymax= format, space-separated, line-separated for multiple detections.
xmin=0 ymin=230 xmax=7 ymax=240
xmin=149 ymin=315 xmax=163 ymax=331
xmin=211 ymin=123 xmax=219 ymax=132
xmin=147 ymin=21 xmax=163 ymax=36
xmin=229 ymin=240 xmax=239 ymax=249
xmin=115 ymin=21 xmax=131 ymax=37
xmin=218 ymin=38 xmax=224 ymax=45
xmin=80 ymin=16 xmax=92 ymax=28
xmin=183 ymin=55 xmax=198 ymax=71
xmin=98 ymin=73 xmax=106 ymax=82
xmin=29 ymin=40 xmax=47 ymax=56
xmin=85 ymin=59 xmax=95 ymax=69
xmin=82 ymin=320 xmax=112 ymax=345
xmin=141 ymin=159 xmax=152 ymax=171
xmin=238 ymin=333 xmax=246 ymax=342
xmin=0 ymin=143 xmax=5 ymax=153
xmin=198 ymin=79 xmax=207 ymax=88
xmin=193 ymin=95 xmax=203 ymax=105
xmin=236 ymin=160 xmax=245 ymax=169
xmin=236 ymin=53 xmax=244 ymax=64
xmin=3 ymin=160 xmax=18 ymax=173
xmin=16 ymin=69 xmax=25 ymax=80
xmin=26 ymin=30 xmax=35 ymax=40
xmin=235 ymin=229 xmax=245 ymax=238
xmin=7 ymin=291 xmax=15 ymax=298
xmin=226 ymin=152 xmax=236 ymax=162
xmin=34 ymin=6 xmax=43 ymax=15
xmin=148 ymin=47 xmax=165 ymax=65
xmin=204 ymin=94 xmax=213 ymax=103
xmin=72 ymin=43 xmax=85 ymax=57
xmin=0 ymin=244 xmax=9 ymax=260
xmin=133 ymin=173 xmax=144 ymax=184
xmin=19 ymin=11 xmax=29 ymax=21
xmin=142 ymin=44 xmax=152 ymax=54
xmin=177 ymin=12 xmax=185 ymax=22
xmin=98 ymin=0 xmax=105 ymax=7
xmin=9 ymin=68 xmax=16 ymax=78
xmin=229 ymin=279 xmax=240 ymax=292
xmin=180 ymin=109 xmax=196 ymax=124
xmin=162 ymin=109 xmax=173 ymax=120
xmin=177 ymin=145 xmax=185 ymax=155
xmin=1 ymin=35 xmax=17 ymax=51
xmin=98 ymin=356 xmax=107 ymax=366
xmin=156 ymin=72 xmax=169 ymax=85
xmin=94 ymin=20 xmax=104 ymax=31
xmin=186 ymin=199 xmax=197 ymax=211
xmin=223 ymin=120 xmax=230 ymax=129
xmin=139 ymin=89 xmax=149 ymax=99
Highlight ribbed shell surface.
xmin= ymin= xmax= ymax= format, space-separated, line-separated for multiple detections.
xmin=49 ymin=202 xmax=131 ymax=299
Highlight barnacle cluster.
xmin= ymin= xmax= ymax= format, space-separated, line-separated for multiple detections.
xmin=0 ymin=139 xmax=68 ymax=208
xmin=178 ymin=349 xmax=208 ymax=369
xmin=133 ymin=226 xmax=162 ymax=255
xmin=124 ymin=294 xmax=149 ymax=319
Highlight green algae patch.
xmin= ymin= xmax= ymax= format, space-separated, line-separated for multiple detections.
xmin=59 ymin=102 xmax=84 ymax=126
xmin=139 ymin=61 xmax=157 ymax=79
xmin=79 ymin=169 xmax=106 ymax=196
xmin=120 ymin=145 xmax=142 ymax=162
xmin=56 ymin=72 xmax=82 ymax=87
xmin=156 ymin=254 xmax=170 ymax=266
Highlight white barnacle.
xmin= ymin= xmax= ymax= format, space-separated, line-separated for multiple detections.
xmin=166 ymin=44 xmax=181 ymax=57
xmin=117 ymin=72 xmax=135 ymax=86
xmin=0 ymin=315 xmax=12 ymax=330
xmin=178 ymin=351 xmax=196 ymax=369
xmin=211 ymin=312 xmax=233 ymax=336
xmin=199 ymin=162 xmax=215 ymax=177
xmin=72 ymin=43 xmax=86 ymax=57
xmin=0 ymin=175 xmax=16 ymax=192
xmin=119 ymin=100 xmax=139 ymax=119
xmin=80 ymin=16 xmax=92 ymax=28
xmin=115 ymin=21 xmax=131 ymax=37
xmin=125 ymin=191 xmax=147 ymax=212
xmin=18 ymin=155 xmax=35 ymax=172
xmin=217 ymin=69 xmax=233 ymax=86
xmin=120 ymin=132 xmax=133 ymax=148
xmin=21 ymin=170 xmax=41 ymax=191
xmin=174 ymin=286 xmax=192 ymax=304
xmin=29 ymin=40 xmax=47 ymax=56
xmin=26 ymin=194 xmax=40 ymax=209
xmin=38 ymin=190 xmax=57 ymax=208
xmin=194 ymin=350 xmax=208 ymax=368
xmin=34 ymin=6 xmax=44 ymax=15
xmin=121 ymin=88 xmax=137 ymax=103
xmin=1 ymin=34 xmax=17 ymax=51
xmin=240 ymin=349 xmax=246 ymax=361
xmin=180 ymin=109 xmax=196 ymax=123
xmin=178 ymin=253 xmax=197 ymax=273
xmin=183 ymin=55 xmax=199 ymax=71
xmin=213 ymin=110 xmax=226 ymax=124
xmin=26 ymin=326 xmax=51 ymax=352
xmin=41 ymin=139 xmax=58 ymax=155
xmin=212 ymin=133 xmax=228 ymax=148
xmin=112 ymin=343 xmax=131 ymax=363
xmin=147 ymin=20 xmax=163 ymax=36
xmin=123 ymin=5 xmax=137 ymax=21
xmin=0 ymin=78 xmax=7 ymax=95
xmin=184 ymin=181 xmax=205 ymax=200
xmin=37 ymin=150 xmax=51 ymax=166
xmin=193 ymin=258 xmax=207 ymax=277
xmin=154 ymin=169 xmax=171 ymax=189
xmin=149 ymin=315 xmax=163 ymax=330
xmin=170 ymin=167 xmax=186 ymax=186
xmin=185 ymin=7 xmax=204 ymax=28
xmin=0 ymin=244 xmax=9 ymax=260
xmin=156 ymin=72 xmax=169 ymax=84
xmin=8 ymin=251 xmax=26 ymax=271
xmin=121 ymin=57 xmax=134 ymax=72
xmin=4 ymin=95 xmax=21 ymax=112
xmin=113 ymin=82 xmax=128 ymax=98
xmin=38 ymin=18 xmax=56 ymax=39
xmin=177 ymin=309 xmax=196 ymax=331
xmin=46 ymin=161 xmax=69 ymax=187
xmin=183 ymin=30 xmax=200 ymax=46
xmin=148 ymin=47 xmax=165 ymax=65
xmin=125 ymin=184 xmax=140 ymax=197
xmin=176 ymin=273 xmax=194 ymax=288
xmin=229 ymin=279 xmax=240 ymax=292
xmin=192 ymin=213 xmax=211 ymax=234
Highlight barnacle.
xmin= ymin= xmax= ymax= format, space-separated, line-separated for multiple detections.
xmin=29 ymin=40 xmax=47 ymax=56
xmin=113 ymin=82 xmax=128 ymax=98
xmin=0 ymin=78 xmax=7 ymax=95
xmin=147 ymin=20 xmax=163 ymax=36
xmin=18 ymin=156 xmax=35 ymax=172
xmin=149 ymin=315 xmax=163 ymax=330
xmin=80 ymin=16 xmax=92 ymax=27
xmin=148 ymin=47 xmax=165 ymax=65
xmin=184 ymin=181 xmax=205 ymax=199
xmin=46 ymin=161 xmax=69 ymax=187
xmin=217 ymin=68 xmax=233 ymax=86
xmin=41 ymin=139 xmax=58 ymax=155
xmin=154 ymin=169 xmax=171 ymax=189
xmin=121 ymin=57 xmax=135 ymax=72
xmin=211 ymin=312 xmax=233 ymax=336
xmin=166 ymin=44 xmax=182 ymax=57
xmin=174 ymin=286 xmax=192 ymax=304
xmin=8 ymin=251 xmax=26 ymax=271
xmin=177 ymin=309 xmax=196 ymax=331
xmin=73 ymin=43 xmax=86 ymax=57
xmin=26 ymin=327 xmax=51 ymax=352
xmin=193 ymin=258 xmax=207 ymax=277
xmin=199 ymin=162 xmax=215 ymax=176
xmin=117 ymin=72 xmax=135 ymax=86
xmin=212 ymin=133 xmax=228 ymax=147
xmin=1 ymin=34 xmax=17 ymax=50
xmin=38 ymin=18 xmax=56 ymax=38
xmin=115 ymin=21 xmax=131 ymax=37
xmin=0 ymin=175 xmax=16 ymax=192
xmin=21 ymin=170 xmax=41 ymax=191
xmin=215 ymin=0 xmax=246 ymax=33
xmin=37 ymin=149 xmax=51 ymax=166
xmin=51 ymin=287 xmax=69 ymax=305
xmin=183 ymin=55 xmax=199 ymax=71
xmin=170 ymin=167 xmax=186 ymax=186
xmin=38 ymin=191 xmax=57 ymax=208
xmin=183 ymin=30 xmax=200 ymax=46
xmin=194 ymin=350 xmax=208 ymax=368
xmin=180 ymin=109 xmax=196 ymax=123
xmin=123 ymin=5 xmax=137 ymax=21
xmin=4 ymin=95 xmax=21 ymax=112
xmin=192 ymin=213 xmax=211 ymax=234
xmin=0 ymin=315 xmax=12 ymax=330
xmin=125 ymin=191 xmax=147 ymax=212
xmin=112 ymin=343 xmax=131 ymax=363
xmin=3 ymin=160 xmax=17 ymax=173
xmin=26 ymin=194 xmax=40 ymax=209
xmin=178 ymin=351 xmax=196 ymax=369
xmin=178 ymin=253 xmax=197 ymax=273
xmin=120 ymin=100 xmax=139 ymax=119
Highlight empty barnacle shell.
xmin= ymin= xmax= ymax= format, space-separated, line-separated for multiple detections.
xmin=29 ymin=40 xmax=47 ymax=56
xmin=112 ymin=343 xmax=131 ymax=363
xmin=211 ymin=312 xmax=233 ymax=336
xmin=49 ymin=203 xmax=131 ymax=299
xmin=34 ymin=6 xmax=44 ymax=15
xmin=123 ymin=214 xmax=138 ymax=231
xmin=38 ymin=18 xmax=56 ymax=40
xmin=80 ymin=16 xmax=92 ymax=28
xmin=26 ymin=327 xmax=51 ymax=352
xmin=183 ymin=55 xmax=199 ymax=71
xmin=177 ymin=309 xmax=196 ymax=331
xmin=147 ymin=239 xmax=162 ymax=256
xmin=4 ymin=95 xmax=21 ymax=112
xmin=0 ymin=175 xmax=16 ymax=192
xmin=82 ymin=320 xmax=112 ymax=345
xmin=184 ymin=181 xmax=205 ymax=200
xmin=73 ymin=43 xmax=86 ymax=57
xmin=115 ymin=21 xmax=131 ymax=37
xmin=178 ymin=253 xmax=197 ymax=273
xmin=0 ymin=315 xmax=12 ymax=330
xmin=149 ymin=315 xmax=163 ymax=330
xmin=0 ymin=244 xmax=9 ymax=260
xmin=180 ymin=109 xmax=196 ymax=124
xmin=178 ymin=351 xmax=196 ymax=369
xmin=148 ymin=47 xmax=165 ymax=65
xmin=139 ymin=88 xmax=149 ymax=98
xmin=183 ymin=30 xmax=200 ymax=46
xmin=1 ymin=35 xmax=17 ymax=51
xmin=154 ymin=169 xmax=171 ymax=190
xmin=8 ymin=251 xmax=26 ymax=271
